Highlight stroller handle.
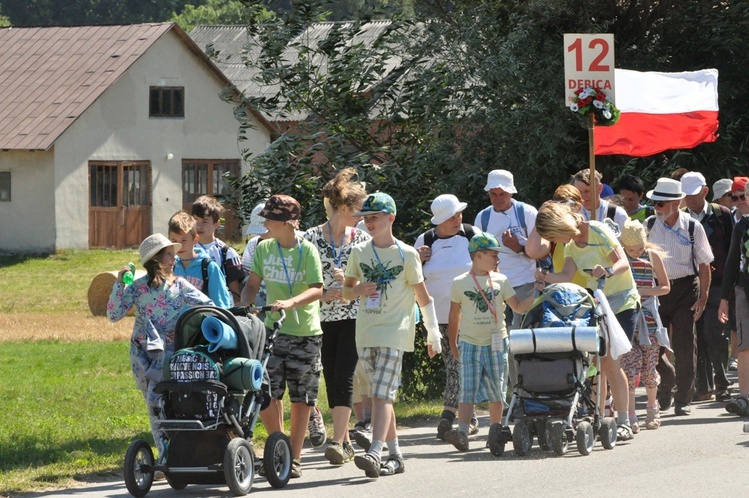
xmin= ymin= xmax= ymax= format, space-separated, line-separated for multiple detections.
xmin=229 ymin=306 xmax=286 ymax=325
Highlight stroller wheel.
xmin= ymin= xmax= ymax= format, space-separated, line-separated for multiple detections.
xmin=487 ymin=423 xmax=506 ymax=457
xmin=263 ymin=431 xmax=292 ymax=488
xmin=124 ymin=439 xmax=154 ymax=498
xmin=166 ymin=475 xmax=187 ymax=490
xmin=224 ymin=438 xmax=255 ymax=496
xmin=575 ymin=421 xmax=595 ymax=455
xmin=534 ymin=418 xmax=550 ymax=451
xmin=512 ymin=420 xmax=532 ymax=456
xmin=549 ymin=421 xmax=568 ymax=456
xmin=599 ymin=417 xmax=617 ymax=449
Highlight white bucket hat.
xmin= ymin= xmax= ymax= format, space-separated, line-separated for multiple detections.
xmin=139 ymin=233 xmax=181 ymax=265
xmin=646 ymin=178 xmax=685 ymax=201
xmin=712 ymin=178 xmax=733 ymax=201
xmin=246 ymin=202 xmax=267 ymax=236
xmin=430 ymin=194 xmax=468 ymax=225
xmin=680 ymin=172 xmax=707 ymax=196
xmin=484 ymin=169 xmax=517 ymax=193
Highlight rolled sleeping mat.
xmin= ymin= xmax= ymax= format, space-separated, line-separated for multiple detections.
xmin=201 ymin=316 xmax=238 ymax=353
xmin=510 ymin=326 xmax=599 ymax=355
xmin=223 ymin=357 xmax=264 ymax=391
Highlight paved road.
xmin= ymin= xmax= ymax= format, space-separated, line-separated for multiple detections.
xmin=16 ymin=388 xmax=749 ymax=497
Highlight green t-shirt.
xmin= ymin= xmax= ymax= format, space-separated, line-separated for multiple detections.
xmin=563 ymin=220 xmax=639 ymax=313
xmin=450 ymin=271 xmax=516 ymax=346
xmin=252 ymin=237 xmax=323 ymax=336
xmin=346 ymin=240 xmax=423 ymax=352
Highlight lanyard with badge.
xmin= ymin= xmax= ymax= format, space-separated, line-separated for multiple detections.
xmin=327 ymin=220 xmax=348 ymax=269
xmin=469 ymin=271 xmax=503 ymax=351
xmin=277 ymin=239 xmax=302 ymax=323
xmin=366 ymin=240 xmax=405 ymax=308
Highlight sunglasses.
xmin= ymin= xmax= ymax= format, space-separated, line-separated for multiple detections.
xmin=653 ymin=201 xmax=670 ymax=208
xmin=731 ymin=194 xmax=746 ymax=202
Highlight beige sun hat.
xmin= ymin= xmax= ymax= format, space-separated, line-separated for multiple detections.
xmin=139 ymin=233 xmax=181 ymax=265
xmin=620 ymin=219 xmax=647 ymax=247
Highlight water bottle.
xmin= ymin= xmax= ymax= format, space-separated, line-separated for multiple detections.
xmin=122 ymin=262 xmax=136 ymax=285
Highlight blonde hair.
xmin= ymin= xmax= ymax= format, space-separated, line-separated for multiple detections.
xmin=620 ymin=219 xmax=667 ymax=258
xmin=168 ymin=211 xmax=197 ymax=237
xmin=572 ymin=168 xmax=603 ymax=186
xmin=535 ymin=202 xmax=583 ymax=241
xmin=322 ymin=167 xmax=367 ymax=211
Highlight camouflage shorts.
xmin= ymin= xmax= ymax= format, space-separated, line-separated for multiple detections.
xmin=266 ymin=333 xmax=322 ymax=405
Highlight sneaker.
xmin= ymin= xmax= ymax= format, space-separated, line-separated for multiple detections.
xmin=290 ymin=459 xmax=302 ymax=479
xmin=728 ymin=357 xmax=738 ymax=371
xmin=354 ymin=453 xmax=381 ymax=478
xmin=343 ymin=441 xmax=355 ymax=463
xmin=726 ymin=396 xmax=749 ymax=416
xmin=469 ymin=418 xmax=479 ymax=436
xmin=308 ymin=406 xmax=327 ymax=449
xmin=444 ymin=429 xmax=469 ymax=452
xmin=353 ymin=427 xmax=372 ymax=452
xmin=645 ymin=407 xmax=661 ymax=430
xmin=629 ymin=417 xmax=640 ymax=434
xmin=380 ymin=455 xmax=405 ymax=476
xmin=658 ymin=390 xmax=674 ymax=411
xmin=674 ymin=403 xmax=691 ymax=416
xmin=324 ymin=441 xmax=348 ymax=465
xmin=617 ymin=423 xmax=634 ymax=441
xmin=716 ymin=390 xmax=732 ymax=402
xmin=436 ymin=418 xmax=452 ymax=440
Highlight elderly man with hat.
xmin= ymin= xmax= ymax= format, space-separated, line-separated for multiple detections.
xmin=729 ymin=177 xmax=749 ymax=223
xmin=712 ymin=178 xmax=736 ymax=211
xmin=645 ymin=178 xmax=714 ymax=415
xmin=474 ymin=170 xmax=538 ymax=329
xmin=416 ymin=194 xmax=482 ymax=440
xmin=681 ymin=172 xmax=733 ymax=402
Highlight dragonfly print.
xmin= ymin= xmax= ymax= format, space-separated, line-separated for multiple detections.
xmin=464 ymin=287 xmax=501 ymax=314
xmin=360 ymin=259 xmax=404 ymax=301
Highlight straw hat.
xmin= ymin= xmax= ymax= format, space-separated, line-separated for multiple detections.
xmin=139 ymin=233 xmax=181 ymax=265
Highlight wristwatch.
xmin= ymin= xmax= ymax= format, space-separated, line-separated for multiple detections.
xmin=605 ymin=267 xmax=614 ymax=278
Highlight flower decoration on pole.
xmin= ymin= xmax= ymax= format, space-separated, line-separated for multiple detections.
xmin=570 ymin=87 xmax=620 ymax=126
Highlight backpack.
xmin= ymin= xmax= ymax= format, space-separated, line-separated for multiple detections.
xmin=201 ymin=258 xmax=212 ymax=295
xmin=423 ymin=223 xmax=477 ymax=249
xmin=478 ymin=199 xmax=528 ymax=234
xmin=646 ymin=215 xmax=697 ymax=273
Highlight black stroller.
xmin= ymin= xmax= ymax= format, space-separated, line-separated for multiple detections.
xmin=490 ymin=283 xmax=617 ymax=457
xmin=124 ymin=306 xmax=290 ymax=497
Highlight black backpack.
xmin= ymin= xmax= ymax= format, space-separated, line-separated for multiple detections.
xmin=200 ymin=258 xmax=212 ymax=295
xmin=422 ymin=223 xmax=477 ymax=249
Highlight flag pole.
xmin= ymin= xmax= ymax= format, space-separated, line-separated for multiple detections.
xmin=587 ymin=113 xmax=597 ymax=221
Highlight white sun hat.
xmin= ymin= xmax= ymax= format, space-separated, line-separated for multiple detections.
xmin=484 ymin=169 xmax=517 ymax=193
xmin=139 ymin=233 xmax=181 ymax=265
xmin=430 ymin=194 xmax=468 ymax=225
xmin=646 ymin=178 xmax=685 ymax=201
xmin=246 ymin=202 xmax=268 ymax=236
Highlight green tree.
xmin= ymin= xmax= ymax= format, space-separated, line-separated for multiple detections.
xmin=1 ymin=0 xmax=198 ymax=26
xmin=171 ymin=0 xmax=273 ymax=33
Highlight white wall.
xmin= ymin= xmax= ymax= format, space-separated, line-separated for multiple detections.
xmin=52 ymin=29 xmax=270 ymax=250
xmin=0 ymin=149 xmax=56 ymax=253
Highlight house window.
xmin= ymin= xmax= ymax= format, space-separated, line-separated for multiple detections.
xmin=0 ymin=171 xmax=11 ymax=202
xmin=182 ymin=160 xmax=240 ymax=205
xmin=149 ymin=86 xmax=184 ymax=118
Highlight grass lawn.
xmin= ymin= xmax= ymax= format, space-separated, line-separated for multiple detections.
xmin=0 ymin=250 xmax=443 ymax=494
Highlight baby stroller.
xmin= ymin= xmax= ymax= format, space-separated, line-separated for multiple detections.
xmin=491 ymin=283 xmax=617 ymax=457
xmin=124 ymin=306 xmax=290 ymax=497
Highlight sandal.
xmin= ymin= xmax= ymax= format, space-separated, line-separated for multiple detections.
xmin=616 ymin=423 xmax=634 ymax=441
xmin=726 ymin=396 xmax=749 ymax=416
xmin=645 ymin=407 xmax=661 ymax=430
xmin=380 ymin=456 xmax=405 ymax=476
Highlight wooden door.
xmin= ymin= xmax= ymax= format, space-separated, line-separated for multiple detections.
xmin=89 ymin=161 xmax=151 ymax=248
xmin=182 ymin=159 xmax=241 ymax=241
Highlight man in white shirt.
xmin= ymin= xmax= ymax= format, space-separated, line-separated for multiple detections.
xmin=645 ymin=178 xmax=714 ymax=416
xmin=474 ymin=169 xmax=537 ymax=329
xmin=572 ymin=169 xmax=628 ymax=231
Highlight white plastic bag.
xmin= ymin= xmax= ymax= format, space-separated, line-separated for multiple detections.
xmin=594 ymin=289 xmax=632 ymax=360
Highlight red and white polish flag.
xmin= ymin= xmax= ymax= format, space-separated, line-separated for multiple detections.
xmin=594 ymin=68 xmax=719 ymax=156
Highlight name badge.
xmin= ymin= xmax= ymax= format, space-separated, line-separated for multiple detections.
xmin=366 ymin=290 xmax=382 ymax=308
xmin=491 ymin=332 xmax=504 ymax=352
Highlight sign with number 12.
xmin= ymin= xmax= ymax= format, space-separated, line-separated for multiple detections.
xmin=563 ymin=33 xmax=615 ymax=107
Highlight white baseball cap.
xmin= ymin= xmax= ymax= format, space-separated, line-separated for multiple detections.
xmin=430 ymin=194 xmax=468 ymax=225
xmin=484 ymin=169 xmax=517 ymax=193
xmin=246 ymin=202 xmax=267 ymax=236
xmin=680 ymin=172 xmax=707 ymax=196
xmin=712 ymin=179 xmax=733 ymax=201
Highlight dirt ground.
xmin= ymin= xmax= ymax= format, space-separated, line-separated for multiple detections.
xmin=0 ymin=312 xmax=133 ymax=342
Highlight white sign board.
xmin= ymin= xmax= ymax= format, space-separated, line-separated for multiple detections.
xmin=564 ymin=33 xmax=615 ymax=107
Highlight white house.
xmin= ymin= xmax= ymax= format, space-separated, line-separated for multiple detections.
xmin=0 ymin=23 xmax=274 ymax=253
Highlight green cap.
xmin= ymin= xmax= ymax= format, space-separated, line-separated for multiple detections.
xmin=354 ymin=192 xmax=397 ymax=216
xmin=468 ymin=233 xmax=502 ymax=253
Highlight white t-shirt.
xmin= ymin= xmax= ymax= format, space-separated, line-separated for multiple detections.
xmin=581 ymin=199 xmax=629 ymax=232
xmin=414 ymin=226 xmax=478 ymax=323
xmin=474 ymin=200 xmax=537 ymax=287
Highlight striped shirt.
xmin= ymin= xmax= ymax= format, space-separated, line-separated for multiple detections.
xmin=646 ymin=211 xmax=713 ymax=280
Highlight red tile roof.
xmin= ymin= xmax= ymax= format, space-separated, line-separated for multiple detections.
xmin=0 ymin=23 xmax=274 ymax=150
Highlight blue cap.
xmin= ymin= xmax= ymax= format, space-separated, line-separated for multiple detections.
xmin=354 ymin=192 xmax=397 ymax=216
xmin=468 ymin=233 xmax=501 ymax=253
xmin=601 ymin=183 xmax=614 ymax=198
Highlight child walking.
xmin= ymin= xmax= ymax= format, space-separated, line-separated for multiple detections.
xmin=107 ymin=233 xmax=212 ymax=456
xmin=238 ymin=194 xmax=324 ymax=479
xmin=619 ymin=220 xmax=670 ymax=431
xmin=168 ymin=211 xmax=232 ymax=308
xmin=344 ymin=192 xmax=442 ymax=478
xmin=444 ymin=233 xmax=533 ymax=451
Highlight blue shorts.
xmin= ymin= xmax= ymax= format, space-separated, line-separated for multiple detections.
xmin=458 ymin=339 xmax=508 ymax=405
